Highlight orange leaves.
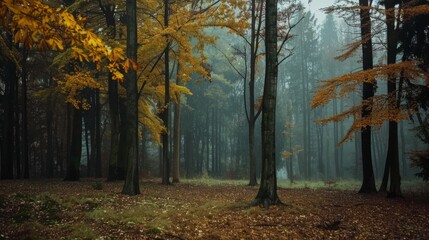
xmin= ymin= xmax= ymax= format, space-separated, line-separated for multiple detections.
xmin=311 ymin=61 xmax=428 ymax=109
xmin=312 ymin=60 xmax=429 ymax=144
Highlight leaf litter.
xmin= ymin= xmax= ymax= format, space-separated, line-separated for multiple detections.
xmin=0 ymin=179 xmax=428 ymax=239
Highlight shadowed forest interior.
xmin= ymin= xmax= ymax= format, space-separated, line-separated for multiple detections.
xmin=1 ymin=0 xmax=429 ymax=239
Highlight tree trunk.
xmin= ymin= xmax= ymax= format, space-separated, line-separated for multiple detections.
xmin=253 ymin=0 xmax=281 ymax=208
xmin=94 ymin=90 xmax=102 ymax=178
xmin=399 ymin=122 xmax=406 ymax=179
xmin=46 ymin=93 xmax=54 ymax=178
xmin=22 ymin=48 xmax=30 ymax=179
xmin=14 ymin=63 xmax=20 ymax=179
xmin=172 ymin=66 xmax=181 ymax=183
xmin=161 ymin=0 xmax=171 ymax=185
xmin=172 ymin=100 xmax=180 ymax=183
xmin=117 ymin=100 xmax=128 ymax=180
xmin=358 ymin=0 xmax=377 ymax=194
xmin=99 ymin=2 xmax=121 ymax=181
xmin=334 ymin=99 xmax=339 ymax=178
xmin=248 ymin=0 xmax=258 ymax=186
xmin=122 ymin=0 xmax=140 ymax=195
xmin=64 ymin=108 xmax=82 ymax=181
xmin=1 ymin=35 xmax=16 ymax=180
xmin=382 ymin=0 xmax=402 ymax=198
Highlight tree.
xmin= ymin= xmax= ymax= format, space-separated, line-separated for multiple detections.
xmin=0 ymin=0 xmax=127 ymax=180
xmin=122 ymin=0 xmax=140 ymax=196
xmin=320 ymin=14 xmax=341 ymax=179
xmin=64 ymin=107 xmax=82 ymax=181
xmin=358 ymin=0 xmax=377 ymax=194
xmin=1 ymin=32 xmax=17 ymax=180
xmin=379 ymin=0 xmax=402 ymax=197
xmin=401 ymin=0 xmax=429 ymax=182
xmin=253 ymin=0 xmax=281 ymax=208
xmin=161 ymin=0 xmax=171 ymax=185
xmin=284 ymin=10 xmax=319 ymax=179
xmin=248 ymin=0 xmax=264 ymax=186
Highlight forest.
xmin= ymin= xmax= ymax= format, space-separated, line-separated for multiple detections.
xmin=1 ymin=0 xmax=429 ymax=239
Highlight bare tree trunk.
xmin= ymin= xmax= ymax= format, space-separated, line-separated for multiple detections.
xmin=358 ymin=0 xmax=377 ymax=194
xmin=172 ymin=65 xmax=181 ymax=183
xmin=64 ymin=108 xmax=82 ymax=181
xmin=100 ymin=2 xmax=122 ymax=181
xmin=253 ymin=0 xmax=281 ymax=208
xmin=381 ymin=0 xmax=402 ymax=197
xmin=248 ymin=0 xmax=259 ymax=186
xmin=1 ymin=33 xmax=16 ymax=180
xmin=122 ymin=0 xmax=140 ymax=195
xmin=46 ymin=92 xmax=54 ymax=178
xmin=94 ymin=90 xmax=102 ymax=178
xmin=22 ymin=48 xmax=30 ymax=179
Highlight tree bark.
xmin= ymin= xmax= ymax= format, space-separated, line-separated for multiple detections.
xmin=22 ymin=48 xmax=30 ymax=179
xmin=122 ymin=0 xmax=140 ymax=195
xmin=64 ymin=108 xmax=82 ymax=181
xmin=172 ymin=73 xmax=181 ymax=183
xmin=381 ymin=0 xmax=402 ymax=197
xmin=358 ymin=0 xmax=377 ymax=194
xmin=161 ymin=0 xmax=171 ymax=185
xmin=248 ymin=0 xmax=258 ymax=186
xmin=254 ymin=0 xmax=281 ymax=208
xmin=94 ymin=89 xmax=102 ymax=178
xmin=99 ymin=2 xmax=122 ymax=181
xmin=46 ymin=91 xmax=54 ymax=178
xmin=1 ymin=33 xmax=16 ymax=180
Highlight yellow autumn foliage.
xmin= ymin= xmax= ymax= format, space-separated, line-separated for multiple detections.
xmin=0 ymin=0 xmax=128 ymax=109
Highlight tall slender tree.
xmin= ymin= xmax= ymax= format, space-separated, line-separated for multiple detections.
xmin=64 ymin=107 xmax=82 ymax=181
xmin=172 ymin=64 xmax=181 ymax=183
xmin=379 ymin=0 xmax=402 ymax=197
xmin=247 ymin=0 xmax=264 ymax=186
xmin=1 ymin=32 xmax=16 ymax=180
xmin=122 ymin=0 xmax=140 ymax=195
xmin=161 ymin=0 xmax=171 ymax=185
xmin=358 ymin=0 xmax=377 ymax=194
xmin=253 ymin=0 xmax=281 ymax=208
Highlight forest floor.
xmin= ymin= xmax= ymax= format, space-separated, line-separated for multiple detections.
xmin=0 ymin=179 xmax=429 ymax=240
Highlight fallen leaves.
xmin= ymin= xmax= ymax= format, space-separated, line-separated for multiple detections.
xmin=0 ymin=180 xmax=428 ymax=239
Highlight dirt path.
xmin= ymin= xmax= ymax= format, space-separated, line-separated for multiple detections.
xmin=0 ymin=180 xmax=428 ymax=239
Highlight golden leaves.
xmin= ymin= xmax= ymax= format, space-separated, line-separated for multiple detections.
xmin=58 ymin=72 xmax=102 ymax=109
xmin=0 ymin=0 xmax=127 ymax=80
